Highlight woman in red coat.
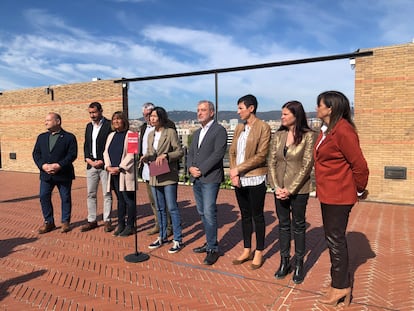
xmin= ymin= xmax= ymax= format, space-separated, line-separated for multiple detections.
xmin=314 ymin=91 xmax=369 ymax=306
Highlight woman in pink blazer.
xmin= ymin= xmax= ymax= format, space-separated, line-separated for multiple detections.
xmin=314 ymin=91 xmax=369 ymax=306
xmin=103 ymin=111 xmax=136 ymax=237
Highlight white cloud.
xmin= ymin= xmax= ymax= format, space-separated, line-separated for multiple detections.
xmin=378 ymin=0 xmax=414 ymax=44
xmin=2 ymin=1 xmax=403 ymax=116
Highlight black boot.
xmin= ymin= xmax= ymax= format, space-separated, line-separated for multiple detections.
xmin=274 ymin=257 xmax=291 ymax=279
xmin=292 ymin=258 xmax=304 ymax=284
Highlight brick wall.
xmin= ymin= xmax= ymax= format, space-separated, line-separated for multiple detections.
xmin=0 ymin=80 xmax=125 ymax=177
xmin=1 ymin=43 xmax=413 ymax=204
xmin=355 ymin=43 xmax=414 ymax=204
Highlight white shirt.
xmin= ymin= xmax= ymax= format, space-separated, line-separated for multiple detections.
xmin=198 ymin=119 xmax=214 ymax=147
xmin=316 ymin=124 xmax=328 ymax=150
xmin=153 ymin=130 xmax=162 ymax=151
xmin=236 ymin=125 xmax=266 ymax=187
xmin=141 ymin=124 xmax=155 ymax=181
xmin=91 ymin=118 xmax=104 ymax=159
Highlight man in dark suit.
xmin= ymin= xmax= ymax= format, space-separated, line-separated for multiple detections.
xmin=81 ymin=102 xmax=113 ymax=233
xmin=33 ymin=112 xmax=78 ymax=234
xmin=187 ymin=100 xmax=227 ymax=265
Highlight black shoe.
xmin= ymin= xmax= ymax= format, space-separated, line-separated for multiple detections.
xmin=274 ymin=257 xmax=292 ymax=279
xmin=203 ymin=250 xmax=220 ymax=265
xmin=193 ymin=243 xmax=207 ymax=253
xmin=80 ymin=221 xmax=98 ymax=232
xmin=119 ymin=226 xmax=134 ymax=237
xmin=113 ymin=226 xmax=125 ymax=237
xmin=292 ymin=258 xmax=304 ymax=284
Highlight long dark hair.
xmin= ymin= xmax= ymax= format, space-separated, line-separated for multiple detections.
xmin=277 ymin=100 xmax=312 ymax=145
xmin=317 ymin=90 xmax=355 ymax=133
xmin=152 ymin=106 xmax=169 ymax=127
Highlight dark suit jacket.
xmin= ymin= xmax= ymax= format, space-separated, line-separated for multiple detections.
xmin=32 ymin=129 xmax=78 ymax=182
xmin=84 ymin=118 xmax=112 ymax=169
xmin=187 ymin=121 xmax=227 ymax=184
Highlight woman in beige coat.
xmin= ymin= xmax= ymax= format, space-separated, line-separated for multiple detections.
xmin=143 ymin=107 xmax=184 ymax=254
xmin=103 ymin=111 xmax=135 ymax=237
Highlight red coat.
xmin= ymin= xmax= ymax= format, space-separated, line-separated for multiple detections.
xmin=314 ymin=119 xmax=369 ymax=205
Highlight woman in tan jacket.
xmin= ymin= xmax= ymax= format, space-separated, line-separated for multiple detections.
xmin=229 ymin=94 xmax=271 ymax=270
xmin=143 ymin=107 xmax=184 ymax=254
xmin=268 ymin=101 xmax=316 ymax=284
xmin=103 ymin=111 xmax=136 ymax=237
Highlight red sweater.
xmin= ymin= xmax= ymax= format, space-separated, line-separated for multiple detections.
xmin=314 ymin=119 xmax=369 ymax=205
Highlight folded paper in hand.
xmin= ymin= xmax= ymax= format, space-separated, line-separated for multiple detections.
xmin=149 ymin=159 xmax=170 ymax=177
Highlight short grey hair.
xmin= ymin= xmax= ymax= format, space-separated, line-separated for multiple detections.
xmin=198 ymin=100 xmax=215 ymax=113
xmin=142 ymin=102 xmax=155 ymax=113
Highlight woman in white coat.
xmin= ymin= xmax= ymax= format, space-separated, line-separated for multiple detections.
xmin=104 ymin=111 xmax=136 ymax=237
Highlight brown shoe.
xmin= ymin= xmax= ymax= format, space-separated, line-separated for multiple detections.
xmin=147 ymin=227 xmax=159 ymax=235
xmin=61 ymin=222 xmax=71 ymax=233
xmin=38 ymin=222 xmax=56 ymax=234
xmin=104 ymin=221 xmax=114 ymax=233
xmin=80 ymin=221 xmax=98 ymax=232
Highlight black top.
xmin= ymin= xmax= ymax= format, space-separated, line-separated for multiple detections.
xmin=108 ymin=131 xmax=127 ymax=167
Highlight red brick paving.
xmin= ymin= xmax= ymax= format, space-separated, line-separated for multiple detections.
xmin=0 ymin=170 xmax=412 ymax=310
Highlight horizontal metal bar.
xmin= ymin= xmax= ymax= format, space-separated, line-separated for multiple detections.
xmin=114 ymin=50 xmax=373 ymax=83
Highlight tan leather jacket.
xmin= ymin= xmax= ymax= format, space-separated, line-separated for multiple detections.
xmin=229 ymin=118 xmax=271 ymax=177
xmin=268 ymin=130 xmax=316 ymax=195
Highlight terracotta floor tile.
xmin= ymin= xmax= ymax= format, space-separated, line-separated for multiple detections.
xmin=0 ymin=171 xmax=412 ymax=310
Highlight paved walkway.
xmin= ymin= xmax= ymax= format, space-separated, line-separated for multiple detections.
xmin=0 ymin=171 xmax=412 ymax=310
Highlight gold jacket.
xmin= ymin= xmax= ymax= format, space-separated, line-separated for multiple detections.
xmin=268 ymin=130 xmax=316 ymax=195
xmin=229 ymin=118 xmax=271 ymax=177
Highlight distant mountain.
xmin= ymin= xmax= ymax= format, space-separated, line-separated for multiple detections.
xmin=163 ymin=110 xmax=317 ymax=122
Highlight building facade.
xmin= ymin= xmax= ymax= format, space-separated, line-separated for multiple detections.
xmin=0 ymin=43 xmax=413 ymax=204
xmin=354 ymin=43 xmax=414 ymax=204
xmin=0 ymin=80 xmax=125 ymax=177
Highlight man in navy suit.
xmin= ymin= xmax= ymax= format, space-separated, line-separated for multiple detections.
xmin=187 ymin=100 xmax=227 ymax=265
xmin=33 ymin=112 xmax=78 ymax=234
xmin=81 ymin=102 xmax=113 ymax=233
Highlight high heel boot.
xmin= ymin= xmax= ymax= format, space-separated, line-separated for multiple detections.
xmin=318 ymin=287 xmax=351 ymax=306
xmin=292 ymin=258 xmax=304 ymax=284
xmin=274 ymin=257 xmax=291 ymax=279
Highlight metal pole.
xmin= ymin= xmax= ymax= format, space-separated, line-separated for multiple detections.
xmin=124 ymin=153 xmax=150 ymax=263
xmin=215 ymin=72 xmax=218 ymax=121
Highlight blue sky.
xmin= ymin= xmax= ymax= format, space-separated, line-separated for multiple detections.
xmin=0 ymin=0 xmax=413 ymax=118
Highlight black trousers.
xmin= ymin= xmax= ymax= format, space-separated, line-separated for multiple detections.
xmin=111 ymin=175 xmax=136 ymax=228
xmin=275 ymin=193 xmax=309 ymax=259
xmin=235 ymin=182 xmax=266 ymax=251
xmin=321 ymin=203 xmax=353 ymax=289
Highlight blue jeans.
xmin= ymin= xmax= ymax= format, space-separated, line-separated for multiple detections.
xmin=192 ymin=180 xmax=220 ymax=252
xmin=151 ymin=183 xmax=182 ymax=242
xmin=39 ymin=179 xmax=72 ymax=224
